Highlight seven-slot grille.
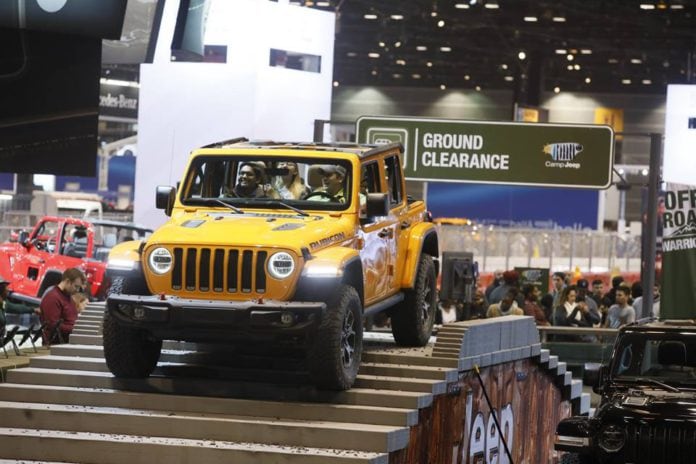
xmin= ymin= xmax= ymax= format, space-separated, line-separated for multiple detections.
xmin=623 ymin=422 xmax=696 ymax=463
xmin=171 ymin=247 xmax=269 ymax=294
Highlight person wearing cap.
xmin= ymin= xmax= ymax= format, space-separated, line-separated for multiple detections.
xmin=310 ymin=165 xmax=347 ymax=203
xmin=39 ymin=268 xmax=86 ymax=344
xmin=0 ymin=276 xmax=39 ymax=329
xmin=232 ymin=162 xmax=279 ymax=199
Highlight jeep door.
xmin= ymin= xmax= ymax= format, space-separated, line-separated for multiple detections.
xmin=359 ymin=160 xmax=398 ymax=305
xmin=383 ymin=154 xmax=410 ymax=293
xmin=12 ymin=219 xmax=60 ymax=296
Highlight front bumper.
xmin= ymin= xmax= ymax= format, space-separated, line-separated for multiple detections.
xmin=106 ymin=294 xmax=326 ymax=342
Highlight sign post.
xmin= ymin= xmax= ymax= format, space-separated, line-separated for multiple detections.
xmin=357 ymin=116 xmax=614 ymax=189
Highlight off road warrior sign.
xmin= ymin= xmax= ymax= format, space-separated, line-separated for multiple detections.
xmin=661 ymin=183 xmax=696 ymax=318
xmin=357 ymin=116 xmax=614 ymax=188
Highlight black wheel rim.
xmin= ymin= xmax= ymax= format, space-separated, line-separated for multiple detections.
xmin=341 ymin=309 xmax=356 ymax=368
xmin=421 ymin=273 xmax=433 ymax=323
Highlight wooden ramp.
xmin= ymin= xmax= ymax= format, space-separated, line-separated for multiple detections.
xmin=0 ymin=305 xmax=587 ymax=463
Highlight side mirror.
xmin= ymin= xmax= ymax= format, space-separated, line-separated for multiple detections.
xmin=18 ymin=230 xmax=30 ymax=246
xmin=155 ymin=185 xmax=176 ymax=216
xmin=366 ymin=193 xmax=389 ymax=219
xmin=583 ymin=362 xmax=604 ymax=394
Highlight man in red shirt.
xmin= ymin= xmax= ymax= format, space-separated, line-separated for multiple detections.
xmin=39 ymin=268 xmax=86 ymax=344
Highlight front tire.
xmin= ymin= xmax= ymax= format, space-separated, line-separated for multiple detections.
xmin=308 ymin=285 xmax=363 ymax=390
xmin=391 ymin=254 xmax=437 ymax=346
xmin=103 ymin=275 xmax=161 ymax=378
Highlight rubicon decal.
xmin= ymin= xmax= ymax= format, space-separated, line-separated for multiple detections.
xmin=544 ymin=142 xmax=583 ymax=169
xmin=309 ymin=232 xmax=346 ymax=249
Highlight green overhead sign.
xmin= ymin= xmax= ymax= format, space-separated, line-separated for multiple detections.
xmin=356 ymin=116 xmax=614 ymax=189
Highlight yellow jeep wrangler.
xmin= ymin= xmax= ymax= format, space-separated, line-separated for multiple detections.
xmin=103 ymin=138 xmax=439 ymax=390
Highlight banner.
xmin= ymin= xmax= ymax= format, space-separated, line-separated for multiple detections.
xmin=356 ymin=116 xmax=614 ymax=189
xmin=660 ymin=183 xmax=696 ymax=319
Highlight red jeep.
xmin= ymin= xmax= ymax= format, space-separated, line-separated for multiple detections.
xmin=0 ymin=216 xmax=152 ymax=300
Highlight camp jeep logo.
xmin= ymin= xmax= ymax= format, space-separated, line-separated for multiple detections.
xmin=543 ymin=142 xmax=583 ymax=169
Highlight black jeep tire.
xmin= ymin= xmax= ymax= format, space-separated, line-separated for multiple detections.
xmin=560 ymin=452 xmax=596 ymax=464
xmin=308 ymin=284 xmax=363 ymax=390
xmin=103 ymin=277 xmax=161 ymax=378
xmin=391 ymin=254 xmax=437 ymax=346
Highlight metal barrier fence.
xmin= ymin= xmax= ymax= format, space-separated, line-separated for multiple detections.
xmin=437 ymin=224 xmax=643 ymax=273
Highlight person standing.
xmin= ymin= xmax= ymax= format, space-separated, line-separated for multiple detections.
xmin=522 ymin=284 xmax=550 ymax=326
xmin=606 ymin=285 xmax=635 ymax=328
xmin=548 ymin=272 xmax=567 ymax=308
xmin=39 ymin=268 xmax=86 ymax=344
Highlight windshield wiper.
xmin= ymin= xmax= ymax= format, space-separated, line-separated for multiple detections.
xmin=211 ymin=198 xmax=244 ymax=214
xmin=259 ymin=200 xmax=309 ymax=217
xmin=631 ymin=377 xmax=682 ymax=393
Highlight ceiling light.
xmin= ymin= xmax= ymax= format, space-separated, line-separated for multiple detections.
xmin=567 ymin=64 xmax=574 ymax=70
xmin=567 ymin=54 xmax=574 ymax=61
xmin=437 ymin=20 xmax=446 ymax=27
xmin=412 ymin=74 xmax=421 ymax=79
xmin=416 ymin=45 xmax=427 ymax=51
xmin=440 ymin=84 xmax=447 ymax=90
xmin=470 ymin=0 xmax=477 ymax=4
xmin=464 ymin=74 xmax=471 ymax=80
xmin=346 ymin=52 xmax=357 ymax=57
xmin=622 ymin=78 xmax=632 ymax=84
xmin=501 ymin=63 xmax=508 ymax=70
xmin=640 ymin=4 xmax=655 ymax=9
xmin=371 ymin=70 xmax=378 ymax=75
xmin=440 ymin=46 xmax=452 ymax=52
xmin=378 ymin=41 xmax=385 ymax=47
xmin=518 ymin=51 xmax=526 ymax=60
xmin=574 ymin=64 xmax=580 ymax=70
xmin=390 ymin=14 xmax=404 ymax=20
xmin=671 ymin=4 xmax=684 ymax=9
xmin=396 ymin=59 xmax=406 ymax=65
xmin=631 ymin=58 xmax=642 ymax=64
xmin=642 ymin=79 xmax=652 ymax=84
xmin=608 ymin=58 xmax=619 ymax=64
xmin=333 ymin=81 xmax=339 ymax=87
xmin=524 ymin=16 xmax=538 ymax=22
xmin=585 ymin=77 xmax=591 ymax=84
xmin=364 ymin=13 xmax=377 ymax=19
xmin=554 ymin=86 xmax=560 ymax=93
xmin=555 ymin=49 xmax=567 ymax=54
xmin=368 ymin=52 xmax=380 ymax=58
xmin=504 ymin=76 xmax=514 ymax=81
xmin=426 ymin=61 xmax=433 ymax=67
xmin=305 ymin=1 xmax=314 ymax=5
xmin=484 ymin=2 xmax=499 ymax=9
xmin=455 ymin=4 xmax=470 ymax=9
xmin=475 ymin=85 xmax=482 ymax=91
xmin=552 ymin=16 xmax=566 ymax=22
xmin=394 ymin=41 xmax=402 ymax=47
xmin=641 ymin=169 xmax=649 ymax=176
xmin=580 ymin=49 xmax=592 ymax=55
xmin=431 ymin=11 xmax=438 ymax=17
xmin=656 ymin=1 xmax=667 ymax=9
xmin=316 ymin=1 xmax=330 ymax=6
xmin=393 ymin=73 xmax=402 ymax=78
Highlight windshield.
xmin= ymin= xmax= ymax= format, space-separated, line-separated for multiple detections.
xmin=180 ymin=156 xmax=353 ymax=211
xmin=612 ymin=332 xmax=696 ymax=386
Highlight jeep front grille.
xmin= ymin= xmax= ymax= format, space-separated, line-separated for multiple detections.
xmin=171 ymin=247 xmax=268 ymax=294
xmin=623 ymin=423 xmax=696 ymax=463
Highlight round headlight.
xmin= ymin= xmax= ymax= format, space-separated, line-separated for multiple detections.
xmin=267 ymin=252 xmax=295 ymax=279
xmin=148 ymin=247 xmax=172 ymax=275
xmin=598 ymin=424 xmax=625 ymax=452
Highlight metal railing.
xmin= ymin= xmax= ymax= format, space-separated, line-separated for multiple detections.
xmin=537 ymin=326 xmax=618 ymax=343
xmin=437 ymin=224 xmax=643 ymax=273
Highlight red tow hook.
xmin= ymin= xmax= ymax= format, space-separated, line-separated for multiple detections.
xmin=159 ymin=292 xmax=166 ymax=301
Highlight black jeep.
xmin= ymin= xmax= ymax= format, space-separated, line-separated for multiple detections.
xmin=555 ymin=321 xmax=696 ymax=464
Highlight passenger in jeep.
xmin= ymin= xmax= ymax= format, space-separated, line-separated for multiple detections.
xmin=232 ymin=162 xmax=279 ymax=199
xmin=311 ymin=165 xmax=347 ymax=203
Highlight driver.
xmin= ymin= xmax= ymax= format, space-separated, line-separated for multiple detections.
xmin=311 ymin=165 xmax=347 ymax=203
xmin=232 ymin=162 xmax=279 ymax=199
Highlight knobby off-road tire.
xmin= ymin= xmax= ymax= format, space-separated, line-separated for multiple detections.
xmin=559 ymin=452 xmax=596 ymax=464
xmin=391 ymin=254 xmax=437 ymax=346
xmin=103 ymin=277 xmax=161 ymax=378
xmin=308 ymin=284 xmax=363 ymax=390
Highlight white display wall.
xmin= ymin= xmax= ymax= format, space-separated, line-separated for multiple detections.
xmin=135 ymin=0 xmax=335 ymax=228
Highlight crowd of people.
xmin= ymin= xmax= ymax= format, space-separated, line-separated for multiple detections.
xmin=0 ymin=267 xmax=88 ymax=348
xmin=439 ymin=270 xmax=660 ymax=333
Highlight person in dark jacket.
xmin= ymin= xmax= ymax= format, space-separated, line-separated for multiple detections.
xmin=0 ymin=276 xmax=39 ymax=328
